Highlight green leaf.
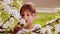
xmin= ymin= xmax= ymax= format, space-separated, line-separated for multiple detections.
xmin=1 ymin=11 xmax=9 ymax=23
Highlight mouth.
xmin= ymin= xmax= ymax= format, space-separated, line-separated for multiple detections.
xmin=25 ymin=20 xmax=28 ymax=22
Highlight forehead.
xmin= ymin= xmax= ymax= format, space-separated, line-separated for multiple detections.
xmin=22 ymin=9 xmax=32 ymax=14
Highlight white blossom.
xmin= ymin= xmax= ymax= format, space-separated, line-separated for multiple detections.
xmin=40 ymin=26 xmax=52 ymax=34
xmin=1 ymin=0 xmax=21 ymax=20
xmin=46 ymin=26 xmax=52 ymax=34
xmin=2 ymin=21 xmax=11 ymax=28
xmin=32 ymin=24 xmax=41 ymax=34
xmin=11 ymin=9 xmax=21 ymax=20
xmin=3 ymin=0 xmax=11 ymax=4
xmin=40 ymin=28 xmax=46 ymax=34
xmin=33 ymin=24 xmax=42 ymax=29
xmin=46 ymin=26 xmax=51 ymax=29
xmin=2 ymin=24 xmax=8 ymax=28
xmin=2 ymin=3 xmax=12 ymax=14
xmin=10 ymin=17 xmax=14 ymax=24
xmin=3 ymin=18 xmax=14 ymax=28
xmin=2 ymin=21 xmax=12 ymax=28
xmin=6 ymin=21 xmax=11 ymax=26
xmin=55 ymin=24 xmax=60 ymax=34
xmin=46 ymin=28 xmax=52 ymax=34
xmin=19 ymin=19 xmax=26 ymax=25
xmin=16 ymin=28 xmax=30 ymax=34
xmin=10 ymin=0 xmax=14 ymax=4
xmin=2 ymin=3 xmax=21 ymax=20
xmin=0 ymin=22 xmax=3 ymax=26
xmin=49 ymin=26 xmax=53 ymax=30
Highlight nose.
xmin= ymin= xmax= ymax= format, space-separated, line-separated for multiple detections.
xmin=23 ymin=15 xmax=27 ymax=20
xmin=23 ymin=15 xmax=28 ymax=22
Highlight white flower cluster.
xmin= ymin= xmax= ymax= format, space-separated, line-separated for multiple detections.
xmin=2 ymin=17 xmax=14 ymax=28
xmin=35 ymin=25 xmax=52 ymax=34
xmin=13 ymin=20 xmax=60 ymax=34
xmin=16 ymin=28 xmax=30 ymax=34
xmin=1 ymin=1 xmax=21 ymax=20
xmin=0 ymin=0 xmax=24 ymax=30
xmin=19 ymin=19 xmax=25 ymax=24
xmin=16 ymin=24 xmax=42 ymax=34
xmin=16 ymin=19 xmax=60 ymax=34
xmin=55 ymin=24 xmax=60 ymax=34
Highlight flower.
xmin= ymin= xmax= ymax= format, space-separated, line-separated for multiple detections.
xmin=11 ymin=9 xmax=21 ymax=20
xmin=2 ymin=24 xmax=8 ymax=28
xmin=19 ymin=19 xmax=26 ymax=27
xmin=55 ymin=24 xmax=60 ymax=34
xmin=3 ymin=0 xmax=11 ymax=4
xmin=33 ymin=24 xmax=42 ymax=29
xmin=2 ymin=2 xmax=21 ymax=20
xmin=2 ymin=21 xmax=12 ymax=28
xmin=10 ymin=0 xmax=14 ymax=4
xmin=46 ymin=26 xmax=52 ymax=34
xmin=0 ymin=21 xmax=3 ymax=26
xmin=32 ymin=24 xmax=41 ymax=34
xmin=9 ymin=17 xmax=14 ymax=24
xmin=16 ymin=28 xmax=30 ymax=34
xmin=40 ymin=28 xmax=46 ymax=34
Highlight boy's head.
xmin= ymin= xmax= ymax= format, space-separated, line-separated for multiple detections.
xmin=20 ymin=3 xmax=36 ymax=24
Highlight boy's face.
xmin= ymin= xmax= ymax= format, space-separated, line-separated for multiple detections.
xmin=21 ymin=9 xmax=35 ymax=24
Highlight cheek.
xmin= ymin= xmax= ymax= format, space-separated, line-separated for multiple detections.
xmin=28 ymin=16 xmax=33 ymax=21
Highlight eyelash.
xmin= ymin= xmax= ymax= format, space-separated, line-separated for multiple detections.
xmin=21 ymin=14 xmax=30 ymax=16
xmin=21 ymin=14 xmax=24 ymax=16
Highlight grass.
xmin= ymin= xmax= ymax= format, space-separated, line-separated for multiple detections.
xmin=33 ymin=12 xmax=58 ymax=26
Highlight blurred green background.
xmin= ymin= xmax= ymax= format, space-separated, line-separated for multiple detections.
xmin=34 ymin=12 xmax=58 ymax=26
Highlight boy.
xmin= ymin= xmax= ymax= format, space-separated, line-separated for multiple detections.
xmin=11 ymin=3 xmax=36 ymax=34
xmin=20 ymin=3 xmax=36 ymax=29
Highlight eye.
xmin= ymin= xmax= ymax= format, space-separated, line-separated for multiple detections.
xmin=21 ymin=14 xmax=24 ymax=16
xmin=27 ymin=14 xmax=29 ymax=16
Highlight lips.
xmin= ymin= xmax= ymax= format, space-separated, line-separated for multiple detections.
xmin=25 ymin=20 xmax=28 ymax=22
